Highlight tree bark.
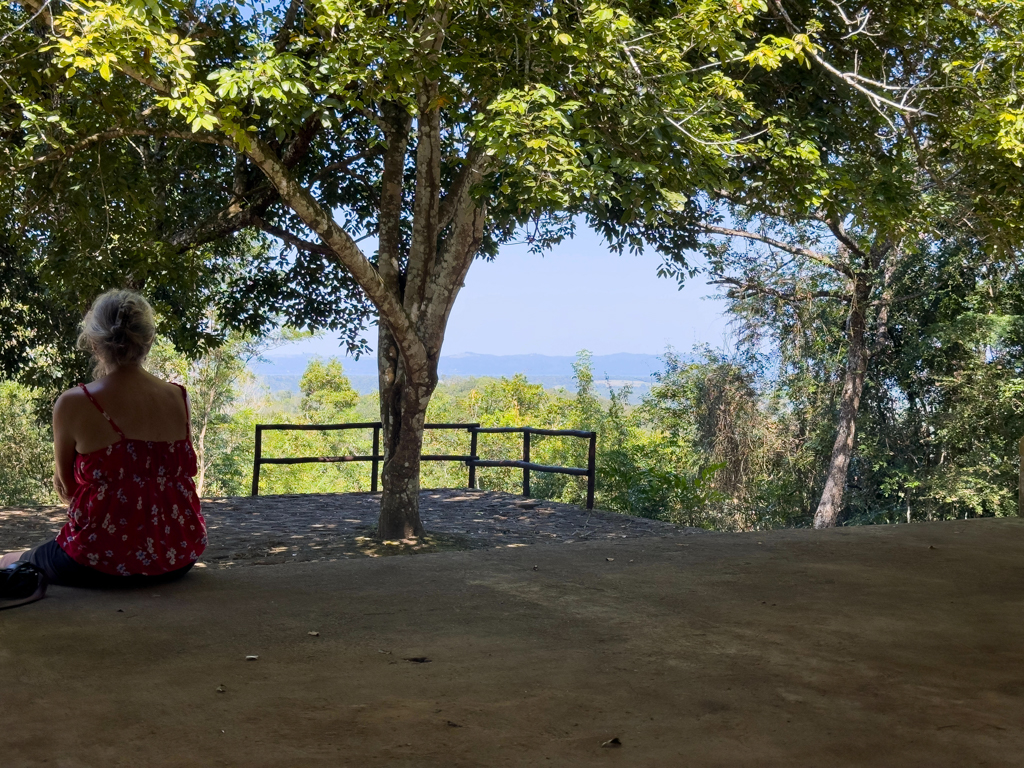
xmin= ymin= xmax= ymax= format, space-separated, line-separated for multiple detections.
xmin=813 ymin=273 xmax=871 ymax=528
xmin=376 ymin=323 xmax=438 ymax=539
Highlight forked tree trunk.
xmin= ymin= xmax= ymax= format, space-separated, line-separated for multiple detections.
xmin=813 ymin=274 xmax=870 ymax=528
xmin=236 ymin=32 xmax=485 ymax=540
xmin=376 ymin=324 xmax=439 ymax=539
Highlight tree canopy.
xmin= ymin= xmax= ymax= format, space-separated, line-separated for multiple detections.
xmin=2 ymin=0 xmax=802 ymax=535
xmin=656 ymin=0 xmax=1024 ymax=525
xmin=3 ymin=0 xmax=1023 ymax=531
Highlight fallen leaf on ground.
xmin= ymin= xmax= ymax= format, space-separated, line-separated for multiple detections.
xmin=606 ymin=558 xmax=615 ymax=562
xmin=601 ymin=737 xmax=622 ymax=748
xmin=245 ymin=655 xmax=259 ymax=661
xmin=216 ymin=685 xmax=226 ymax=693
xmin=404 ymin=656 xmax=432 ymax=663
xmin=308 ymin=631 xmax=320 ymax=636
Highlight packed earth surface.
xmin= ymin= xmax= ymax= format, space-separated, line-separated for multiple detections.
xmin=2 ymin=492 xmax=1023 ymax=767
xmin=0 ymin=489 xmax=703 ymax=564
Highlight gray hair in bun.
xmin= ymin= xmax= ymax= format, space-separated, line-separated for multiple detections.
xmin=77 ymin=289 xmax=156 ymax=377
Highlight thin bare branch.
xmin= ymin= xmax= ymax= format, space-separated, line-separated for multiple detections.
xmin=768 ymin=0 xmax=926 ymax=117
xmin=253 ymin=215 xmax=334 ymax=256
xmin=712 ymin=276 xmax=849 ymax=304
xmin=699 ymin=223 xmax=855 ymax=279
xmin=16 ymin=127 xmax=232 ymax=170
xmin=2 ymin=0 xmax=52 ymax=45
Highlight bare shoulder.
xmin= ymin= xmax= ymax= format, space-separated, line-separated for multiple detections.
xmin=53 ymin=385 xmax=89 ymax=422
xmin=54 ymin=385 xmax=88 ymax=410
xmin=147 ymin=374 xmax=188 ymax=408
xmin=153 ymin=374 xmax=187 ymax=398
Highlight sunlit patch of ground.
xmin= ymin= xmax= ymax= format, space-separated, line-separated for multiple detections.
xmin=353 ymin=532 xmax=485 ymax=557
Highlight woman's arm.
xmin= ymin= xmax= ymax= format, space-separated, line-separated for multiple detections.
xmin=52 ymin=392 xmax=79 ymax=504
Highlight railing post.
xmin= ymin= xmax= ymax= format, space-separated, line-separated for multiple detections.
xmin=371 ymin=424 xmax=380 ymax=494
xmin=1019 ymin=436 xmax=1023 ymax=517
xmin=586 ymin=431 xmax=597 ymax=510
xmin=468 ymin=427 xmax=478 ymax=489
xmin=523 ymin=430 xmax=531 ymax=498
xmin=251 ymin=426 xmax=263 ymax=497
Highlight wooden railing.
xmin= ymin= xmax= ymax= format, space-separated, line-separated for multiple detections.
xmin=251 ymin=422 xmax=599 ymax=509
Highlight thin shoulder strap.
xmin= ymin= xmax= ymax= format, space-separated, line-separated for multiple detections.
xmin=78 ymin=384 xmax=126 ymax=439
xmin=173 ymin=383 xmax=193 ymax=441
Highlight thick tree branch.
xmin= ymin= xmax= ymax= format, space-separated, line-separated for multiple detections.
xmin=166 ymin=204 xmax=257 ymax=251
xmin=165 ymin=114 xmax=319 ymax=251
xmin=116 ymin=61 xmax=172 ymax=96
xmin=377 ymin=102 xmax=413 ymax=299
xmin=404 ymin=4 xmax=450 ymax=329
xmin=437 ymin=147 xmax=484 ymax=230
xmin=280 ymin=113 xmax=321 ymax=167
xmin=811 ymin=212 xmax=867 ymax=261
xmin=405 ymin=83 xmax=442 ymax=326
xmin=425 ymin=196 xmax=487 ymax=347
xmin=274 ymin=0 xmax=302 ymax=53
xmin=245 ymin=136 xmax=428 ymax=375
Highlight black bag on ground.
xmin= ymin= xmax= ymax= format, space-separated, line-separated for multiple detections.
xmin=0 ymin=561 xmax=48 ymax=610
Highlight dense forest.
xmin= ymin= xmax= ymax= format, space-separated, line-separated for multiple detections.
xmin=3 ymin=279 xmax=1020 ymax=530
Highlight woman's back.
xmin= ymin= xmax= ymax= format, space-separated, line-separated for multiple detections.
xmin=57 ymin=368 xmax=190 ymax=455
xmin=5 ymin=288 xmax=207 ymax=587
xmin=56 ymin=371 xmax=206 ymax=576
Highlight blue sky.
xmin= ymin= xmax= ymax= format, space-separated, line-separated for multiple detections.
xmin=267 ymin=226 xmax=734 ymax=359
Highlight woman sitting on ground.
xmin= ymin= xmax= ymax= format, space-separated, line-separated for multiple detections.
xmin=0 ymin=289 xmax=207 ymax=586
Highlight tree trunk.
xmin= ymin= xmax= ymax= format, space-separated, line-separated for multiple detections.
xmin=376 ymin=323 xmax=438 ymax=539
xmin=244 ymin=85 xmax=484 ymax=540
xmin=813 ymin=275 xmax=870 ymax=528
xmin=195 ymin=422 xmax=208 ymax=497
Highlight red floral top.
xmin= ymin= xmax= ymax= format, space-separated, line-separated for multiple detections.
xmin=56 ymin=383 xmax=207 ymax=576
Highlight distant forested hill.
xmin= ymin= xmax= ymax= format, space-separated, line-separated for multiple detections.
xmin=251 ymin=352 xmax=672 ymax=396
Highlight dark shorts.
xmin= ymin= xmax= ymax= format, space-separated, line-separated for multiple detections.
xmin=19 ymin=540 xmax=195 ymax=588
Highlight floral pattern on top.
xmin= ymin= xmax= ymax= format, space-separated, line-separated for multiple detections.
xmin=55 ymin=384 xmax=207 ymax=576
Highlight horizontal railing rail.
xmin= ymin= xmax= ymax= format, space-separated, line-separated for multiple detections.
xmin=251 ymin=422 xmax=597 ymax=508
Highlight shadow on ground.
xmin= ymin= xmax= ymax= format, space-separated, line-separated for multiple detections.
xmin=0 ymin=489 xmax=701 ymax=567
xmin=2 ymin=514 xmax=1023 ymax=767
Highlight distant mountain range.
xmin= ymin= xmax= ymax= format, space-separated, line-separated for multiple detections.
xmin=251 ymin=352 xmax=672 ymax=396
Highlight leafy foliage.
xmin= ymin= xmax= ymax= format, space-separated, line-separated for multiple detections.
xmin=300 ymin=357 xmax=359 ymax=422
xmin=0 ymin=382 xmax=57 ymax=506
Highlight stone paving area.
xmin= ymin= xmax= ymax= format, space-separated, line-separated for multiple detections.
xmin=0 ymin=489 xmax=704 ymax=567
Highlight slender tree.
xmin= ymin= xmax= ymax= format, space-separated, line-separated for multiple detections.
xmin=661 ymin=0 xmax=1024 ymax=526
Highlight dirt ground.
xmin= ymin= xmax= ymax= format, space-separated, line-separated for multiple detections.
xmin=2 ymin=498 xmax=1023 ymax=767
xmin=0 ymin=489 xmax=703 ymax=565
